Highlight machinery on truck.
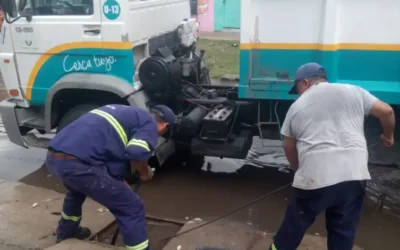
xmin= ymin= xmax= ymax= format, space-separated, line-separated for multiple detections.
xmin=0 ymin=0 xmax=399 ymax=168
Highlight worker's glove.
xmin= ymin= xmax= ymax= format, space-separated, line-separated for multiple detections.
xmin=139 ymin=165 xmax=154 ymax=182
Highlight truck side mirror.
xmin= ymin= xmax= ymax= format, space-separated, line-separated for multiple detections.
xmin=2 ymin=0 xmax=18 ymax=22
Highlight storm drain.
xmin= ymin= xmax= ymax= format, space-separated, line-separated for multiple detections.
xmin=94 ymin=217 xmax=184 ymax=250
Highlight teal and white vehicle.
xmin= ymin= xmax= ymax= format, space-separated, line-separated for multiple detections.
xmin=239 ymin=0 xmax=400 ymax=104
xmin=0 ymin=0 xmax=398 ymax=166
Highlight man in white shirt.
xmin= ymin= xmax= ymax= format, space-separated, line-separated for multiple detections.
xmin=269 ymin=63 xmax=395 ymax=250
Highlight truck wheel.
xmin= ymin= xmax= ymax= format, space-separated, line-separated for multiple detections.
xmin=173 ymin=143 xmax=205 ymax=171
xmin=57 ymin=104 xmax=99 ymax=133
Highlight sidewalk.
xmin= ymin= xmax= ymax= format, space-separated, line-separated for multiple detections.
xmin=199 ymin=31 xmax=240 ymax=41
xmin=163 ymin=219 xmax=365 ymax=250
xmin=0 ymin=179 xmax=366 ymax=250
xmin=46 ymin=240 xmax=123 ymax=250
xmin=0 ymin=179 xmax=115 ymax=250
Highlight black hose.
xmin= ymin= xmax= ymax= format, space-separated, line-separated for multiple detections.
xmin=110 ymin=227 xmax=119 ymax=245
xmin=160 ymin=182 xmax=292 ymax=241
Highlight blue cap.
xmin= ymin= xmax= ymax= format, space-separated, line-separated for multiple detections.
xmin=290 ymin=63 xmax=327 ymax=94
xmin=151 ymin=105 xmax=177 ymax=138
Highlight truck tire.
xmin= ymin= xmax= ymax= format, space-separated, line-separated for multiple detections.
xmin=173 ymin=143 xmax=205 ymax=171
xmin=57 ymin=104 xmax=99 ymax=133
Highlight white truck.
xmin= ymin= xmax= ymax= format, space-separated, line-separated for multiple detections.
xmin=0 ymin=0 xmax=209 ymax=166
xmin=0 ymin=0 xmax=399 ymax=167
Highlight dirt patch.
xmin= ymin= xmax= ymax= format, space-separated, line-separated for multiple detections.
xmin=197 ymin=39 xmax=239 ymax=79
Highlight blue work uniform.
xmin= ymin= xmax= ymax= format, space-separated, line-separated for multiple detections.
xmin=46 ymin=104 xmax=158 ymax=250
xmin=269 ymin=181 xmax=366 ymax=250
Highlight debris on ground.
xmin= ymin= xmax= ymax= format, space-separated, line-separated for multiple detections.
xmin=38 ymin=234 xmax=50 ymax=240
xmin=194 ymin=218 xmax=202 ymax=222
xmin=32 ymin=203 xmax=38 ymax=208
xmin=162 ymin=220 xmax=365 ymax=250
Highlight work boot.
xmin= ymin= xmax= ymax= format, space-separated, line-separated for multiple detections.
xmin=56 ymin=226 xmax=92 ymax=243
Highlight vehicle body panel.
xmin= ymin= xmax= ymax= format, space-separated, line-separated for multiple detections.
xmin=239 ymin=0 xmax=400 ymax=104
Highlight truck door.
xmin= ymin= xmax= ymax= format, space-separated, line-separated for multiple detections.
xmin=11 ymin=0 xmax=103 ymax=105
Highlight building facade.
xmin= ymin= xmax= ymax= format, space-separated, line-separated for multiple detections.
xmin=192 ymin=0 xmax=240 ymax=32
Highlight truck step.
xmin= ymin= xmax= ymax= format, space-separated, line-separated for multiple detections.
xmin=15 ymin=107 xmax=45 ymax=129
xmin=21 ymin=117 xmax=45 ymax=129
xmin=23 ymin=133 xmax=51 ymax=149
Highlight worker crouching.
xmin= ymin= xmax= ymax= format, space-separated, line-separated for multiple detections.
xmin=46 ymin=104 xmax=176 ymax=250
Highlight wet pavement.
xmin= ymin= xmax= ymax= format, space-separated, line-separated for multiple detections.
xmin=0 ymin=179 xmax=115 ymax=250
xmin=1 ymin=117 xmax=400 ymax=249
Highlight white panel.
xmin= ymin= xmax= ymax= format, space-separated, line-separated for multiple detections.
xmin=241 ymin=0 xmax=400 ymax=45
xmin=337 ymin=0 xmax=400 ymax=44
xmin=128 ymin=0 xmax=191 ymax=45
xmin=241 ymin=0 xmax=326 ymax=44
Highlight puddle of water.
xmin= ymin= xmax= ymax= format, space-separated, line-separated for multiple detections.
xmin=0 ymin=134 xmax=46 ymax=181
xmin=201 ymin=157 xmax=244 ymax=174
xmin=12 ymin=117 xmax=400 ymax=250
xmin=367 ymin=166 xmax=400 ymax=217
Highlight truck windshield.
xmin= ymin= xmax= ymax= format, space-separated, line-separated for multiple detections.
xmin=19 ymin=0 xmax=94 ymax=16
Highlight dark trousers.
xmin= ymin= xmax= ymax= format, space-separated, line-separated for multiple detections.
xmin=46 ymin=154 xmax=149 ymax=250
xmin=271 ymin=181 xmax=366 ymax=250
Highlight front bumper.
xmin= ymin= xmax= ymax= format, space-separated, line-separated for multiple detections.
xmin=0 ymin=99 xmax=28 ymax=148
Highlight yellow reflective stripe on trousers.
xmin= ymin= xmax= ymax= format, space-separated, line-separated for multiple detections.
xmin=271 ymin=244 xmax=278 ymax=250
xmin=61 ymin=211 xmax=81 ymax=222
xmin=90 ymin=109 xmax=128 ymax=145
xmin=126 ymin=239 xmax=149 ymax=250
xmin=127 ymin=139 xmax=150 ymax=151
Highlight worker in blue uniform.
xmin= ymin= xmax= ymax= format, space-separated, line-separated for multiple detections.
xmin=46 ymin=104 xmax=176 ymax=250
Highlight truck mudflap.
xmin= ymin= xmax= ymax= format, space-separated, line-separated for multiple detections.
xmin=0 ymin=99 xmax=28 ymax=148
xmin=153 ymin=136 xmax=176 ymax=166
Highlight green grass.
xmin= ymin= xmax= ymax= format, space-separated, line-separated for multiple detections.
xmin=197 ymin=39 xmax=240 ymax=79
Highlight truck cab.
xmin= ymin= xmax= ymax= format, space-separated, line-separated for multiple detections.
xmin=0 ymin=0 xmax=198 ymax=165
